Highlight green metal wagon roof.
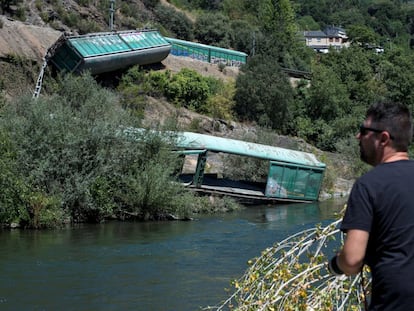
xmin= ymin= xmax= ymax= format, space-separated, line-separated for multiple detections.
xmin=165 ymin=37 xmax=248 ymax=57
xmin=67 ymin=30 xmax=170 ymax=58
xmin=123 ymin=128 xmax=325 ymax=168
xmin=174 ymin=131 xmax=326 ymax=168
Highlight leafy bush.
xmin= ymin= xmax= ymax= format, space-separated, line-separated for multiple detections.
xmin=204 ymin=81 xmax=235 ymax=120
xmin=117 ymin=66 xmax=153 ymax=117
xmin=26 ymin=192 xmax=63 ymax=229
xmin=229 ymin=19 xmax=257 ymax=54
xmin=78 ymin=19 xmax=101 ymax=34
xmin=146 ymin=70 xmax=171 ymax=97
xmin=194 ymin=12 xmax=231 ymax=47
xmin=14 ymin=6 xmax=26 ymax=21
xmin=119 ymin=66 xmax=234 ymax=117
xmin=62 ymin=11 xmax=80 ymax=28
xmin=164 ymin=68 xmax=210 ymax=110
xmin=154 ymin=4 xmax=193 ymax=40
xmin=0 ymin=74 xmax=196 ymax=226
xmin=142 ymin=0 xmax=161 ymax=9
xmin=0 ymin=130 xmax=30 ymax=226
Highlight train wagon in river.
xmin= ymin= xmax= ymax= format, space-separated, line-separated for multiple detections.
xmin=174 ymin=132 xmax=326 ymax=205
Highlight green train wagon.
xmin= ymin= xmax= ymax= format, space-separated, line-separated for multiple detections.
xmin=165 ymin=37 xmax=247 ymax=67
xmin=46 ymin=29 xmax=171 ymax=75
xmin=174 ymin=131 xmax=325 ymax=203
xmin=122 ymin=128 xmax=325 ymax=204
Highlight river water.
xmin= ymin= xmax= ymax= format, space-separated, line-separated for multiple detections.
xmin=0 ymin=200 xmax=345 ymax=311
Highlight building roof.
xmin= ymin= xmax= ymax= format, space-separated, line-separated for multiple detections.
xmin=303 ymin=30 xmax=326 ymax=38
xmin=303 ymin=26 xmax=347 ymax=39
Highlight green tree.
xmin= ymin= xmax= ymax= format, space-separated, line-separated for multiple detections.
xmin=142 ymin=0 xmax=160 ymax=9
xmin=296 ymin=63 xmax=356 ymax=150
xmin=347 ymin=24 xmax=380 ymax=46
xmin=258 ymin=0 xmax=297 ymax=43
xmin=154 ymin=4 xmax=193 ymax=40
xmin=194 ymin=12 xmax=230 ymax=47
xmin=297 ymin=15 xmax=320 ymax=31
xmin=379 ymin=49 xmax=414 ymax=107
xmin=222 ymin=0 xmax=259 ymax=20
xmin=255 ymin=0 xmax=313 ymax=71
xmin=320 ymin=46 xmax=384 ymax=105
xmin=229 ymin=19 xmax=257 ymax=54
xmin=366 ymin=0 xmax=404 ymax=37
xmin=117 ymin=65 xmax=152 ymax=118
xmin=234 ymin=55 xmax=294 ymax=130
xmin=306 ymin=64 xmax=350 ymax=122
xmin=191 ymin=0 xmax=222 ymax=10
xmin=330 ymin=7 xmax=366 ymax=26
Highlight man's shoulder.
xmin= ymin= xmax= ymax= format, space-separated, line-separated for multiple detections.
xmin=356 ymin=160 xmax=414 ymax=186
xmin=365 ymin=159 xmax=414 ymax=174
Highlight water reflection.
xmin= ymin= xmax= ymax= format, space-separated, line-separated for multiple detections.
xmin=0 ymin=199 xmax=346 ymax=311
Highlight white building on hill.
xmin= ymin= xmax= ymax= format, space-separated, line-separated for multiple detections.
xmin=302 ymin=26 xmax=350 ymax=53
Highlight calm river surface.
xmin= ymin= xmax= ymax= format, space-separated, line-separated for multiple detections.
xmin=0 ymin=200 xmax=345 ymax=311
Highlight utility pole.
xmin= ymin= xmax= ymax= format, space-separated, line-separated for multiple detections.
xmin=251 ymin=31 xmax=256 ymax=56
xmin=109 ymin=0 xmax=115 ymax=31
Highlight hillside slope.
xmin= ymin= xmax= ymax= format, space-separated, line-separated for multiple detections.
xmin=0 ymin=16 xmax=61 ymax=60
xmin=0 ymin=14 xmax=237 ymax=84
xmin=0 ymin=14 xmax=354 ymax=199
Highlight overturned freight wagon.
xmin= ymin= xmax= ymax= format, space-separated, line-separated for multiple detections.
xmin=46 ymin=29 xmax=171 ymax=75
xmin=175 ymin=132 xmax=326 ymax=204
xmin=165 ymin=37 xmax=247 ymax=67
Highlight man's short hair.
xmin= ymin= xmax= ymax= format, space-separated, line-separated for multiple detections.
xmin=366 ymin=102 xmax=413 ymax=151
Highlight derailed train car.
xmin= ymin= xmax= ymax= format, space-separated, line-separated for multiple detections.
xmin=46 ymin=29 xmax=171 ymax=75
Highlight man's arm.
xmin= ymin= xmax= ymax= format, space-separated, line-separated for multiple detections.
xmin=336 ymin=229 xmax=369 ymax=275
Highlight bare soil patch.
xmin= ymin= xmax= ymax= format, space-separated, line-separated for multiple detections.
xmin=0 ymin=16 xmax=62 ymax=60
xmin=161 ymin=54 xmax=239 ymax=82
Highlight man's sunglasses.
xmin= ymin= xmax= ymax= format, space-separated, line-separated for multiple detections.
xmin=359 ymin=124 xmax=394 ymax=140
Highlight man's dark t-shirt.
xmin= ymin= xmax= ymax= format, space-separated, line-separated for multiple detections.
xmin=341 ymin=160 xmax=414 ymax=311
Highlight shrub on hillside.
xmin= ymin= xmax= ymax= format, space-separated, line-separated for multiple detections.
xmin=203 ymin=81 xmax=235 ymax=120
xmin=154 ymin=4 xmax=193 ymax=40
xmin=0 ymin=130 xmax=30 ymax=226
xmin=194 ymin=12 xmax=230 ymax=47
xmin=164 ymin=68 xmax=210 ymax=110
xmin=119 ymin=66 xmax=233 ymax=118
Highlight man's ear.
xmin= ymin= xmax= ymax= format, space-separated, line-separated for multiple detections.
xmin=380 ymin=131 xmax=392 ymax=145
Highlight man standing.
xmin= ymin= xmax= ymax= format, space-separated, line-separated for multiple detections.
xmin=328 ymin=102 xmax=414 ymax=310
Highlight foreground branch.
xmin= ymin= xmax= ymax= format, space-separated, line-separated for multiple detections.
xmin=204 ymin=210 xmax=371 ymax=311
